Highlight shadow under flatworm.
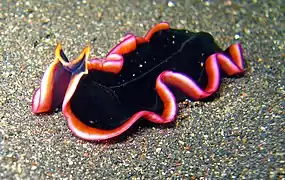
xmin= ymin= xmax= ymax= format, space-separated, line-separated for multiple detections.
xmin=70 ymin=29 xmax=223 ymax=130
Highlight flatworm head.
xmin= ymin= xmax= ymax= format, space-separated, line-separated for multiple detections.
xmin=58 ymin=23 xmax=244 ymax=140
xmin=32 ymin=43 xmax=90 ymax=114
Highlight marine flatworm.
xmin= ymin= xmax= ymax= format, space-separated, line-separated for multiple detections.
xmin=32 ymin=22 xmax=244 ymax=140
